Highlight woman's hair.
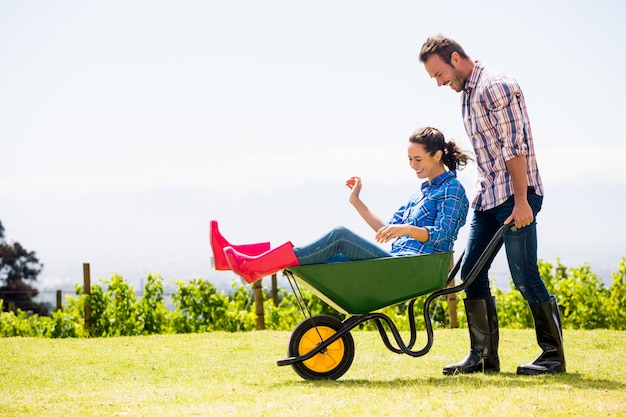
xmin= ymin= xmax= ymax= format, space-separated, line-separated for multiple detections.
xmin=409 ymin=126 xmax=472 ymax=171
xmin=419 ymin=34 xmax=468 ymax=66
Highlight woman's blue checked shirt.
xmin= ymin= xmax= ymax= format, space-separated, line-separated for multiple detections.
xmin=387 ymin=170 xmax=468 ymax=255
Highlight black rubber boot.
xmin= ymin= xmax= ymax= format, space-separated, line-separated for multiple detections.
xmin=517 ymin=296 xmax=566 ymax=375
xmin=443 ymin=297 xmax=500 ymax=375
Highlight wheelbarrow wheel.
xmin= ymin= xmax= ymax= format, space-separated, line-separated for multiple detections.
xmin=288 ymin=314 xmax=355 ymax=380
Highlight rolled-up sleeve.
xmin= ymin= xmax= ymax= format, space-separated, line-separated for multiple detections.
xmin=482 ymin=78 xmax=528 ymax=162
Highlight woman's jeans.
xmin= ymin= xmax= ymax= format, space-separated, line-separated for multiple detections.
xmin=293 ymin=226 xmax=391 ymax=265
xmin=461 ymin=188 xmax=551 ymax=305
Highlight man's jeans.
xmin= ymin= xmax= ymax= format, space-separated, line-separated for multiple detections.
xmin=294 ymin=226 xmax=391 ymax=265
xmin=461 ymin=188 xmax=551 ymax=305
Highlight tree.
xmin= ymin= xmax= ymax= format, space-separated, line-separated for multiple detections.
xmin=0 ymin=220 xmax=48 ymax=315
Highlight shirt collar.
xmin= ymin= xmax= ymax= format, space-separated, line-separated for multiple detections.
xmin=421 ymin=170 xmax=457 ymax=191
xmin=464 ymin=60 xmax=484 ymax=93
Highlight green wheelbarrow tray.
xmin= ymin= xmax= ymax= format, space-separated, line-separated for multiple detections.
xmin=284 ymin=251 xmax=453 ymax=315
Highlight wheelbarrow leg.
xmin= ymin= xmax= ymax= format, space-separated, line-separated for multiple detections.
xmin=443 ymin=296 xmax=500 ymax=375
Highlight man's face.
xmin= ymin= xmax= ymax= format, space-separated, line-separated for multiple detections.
xmin=423 ymin=53 xmax=466 ymax=93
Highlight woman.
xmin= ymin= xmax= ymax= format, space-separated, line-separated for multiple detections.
xmin=211 ymin=126 xmax=472 ymax=284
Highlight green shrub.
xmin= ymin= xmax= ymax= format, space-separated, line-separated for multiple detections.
xmin=1 ymin=257 xmax=625 ymax=337
xmin=170 ymin=278 xmax=230 ymax=333
xmin=492 ymin=258 xmax=626 ymax=330
xmin=49 ymin=293 xmax=84 ymax=338
xmin=83 ymin=275 xmax=143 ymax=336
xmin=605 ymin=257 xmax=626 ymax=330
xmin=549 ymin=261 xmax=609 ymax=329
xmin=136 ymin=273 xmax=170 ymax=335
xmin=493 ymin=288 xmax=533 ymax=329
xmin=0 ymin=302 xmax=49 ymax=337
xmin=264 ymin=286 xmax=343 ymax=331
xmin=220 ymin=284 xmax=256 ymax=331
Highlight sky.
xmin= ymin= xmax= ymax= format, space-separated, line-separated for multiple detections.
xmin=1 ymin=0 xmax=625 ymax=301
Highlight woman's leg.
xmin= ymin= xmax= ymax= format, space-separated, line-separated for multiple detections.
xmin=225 ymin=226 xmax=391 ymax=284
xmin=294 ymin=226 xmax=391 ymax=265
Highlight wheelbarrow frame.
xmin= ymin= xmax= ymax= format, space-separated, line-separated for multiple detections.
xmin=277 ymin=223 xmax=515 ymax=378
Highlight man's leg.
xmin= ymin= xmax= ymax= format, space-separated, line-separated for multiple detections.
xmin=443 ymin=210 xmax=503 ymax=375
xmin=499 ymin=190 xmax=566 ymax=374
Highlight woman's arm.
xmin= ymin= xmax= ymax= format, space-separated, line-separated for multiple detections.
xmin=347 ymin=176 xmax=429 ymax=244
xmin=346 ymin=176 xmax=385 ymax=232
xmin=377 ymin=223 xmax=429 ymax=244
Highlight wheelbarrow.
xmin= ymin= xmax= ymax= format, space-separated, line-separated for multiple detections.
xmin=277 ymin=223 xmax=515 ymax=380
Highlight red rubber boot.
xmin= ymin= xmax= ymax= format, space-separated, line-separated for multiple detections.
xmin=210 ymin=220 xmax=271 ymax=271
xmin=224 ymin=242 xmax=300 ymax=284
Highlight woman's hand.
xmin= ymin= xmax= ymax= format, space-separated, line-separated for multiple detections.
xmin=345 ymin=176 xmax=359 ymax=189
xmin=375 ymin=224 xmax=401 ymax=243
xmin=345 ymin=176 xmax=362 ymax=205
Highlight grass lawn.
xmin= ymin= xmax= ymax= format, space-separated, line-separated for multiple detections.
xmin=1 ymin=329 xmax=624 ymax=416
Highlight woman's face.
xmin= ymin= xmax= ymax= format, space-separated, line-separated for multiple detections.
xmin=407 ymin=142 xmax=443 ymax=181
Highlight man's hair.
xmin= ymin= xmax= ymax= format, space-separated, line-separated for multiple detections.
xmin=419 ymin=34 xmax=469 ymax=65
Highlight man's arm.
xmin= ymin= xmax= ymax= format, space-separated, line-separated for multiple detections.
xmin=504 ymin=155 xmax=534 ymax=228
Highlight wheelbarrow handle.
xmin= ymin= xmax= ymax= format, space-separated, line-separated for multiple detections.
xmin=463 ymin=222 xmax=516 ymax=289
xmin=443 ymin=222 xmax=517 ymax=294
xmin=403 ymin=222 xmax=517 ymax=356
xmin=381 ymin=222 xmax=517 ymax=358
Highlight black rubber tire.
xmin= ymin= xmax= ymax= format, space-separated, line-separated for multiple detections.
xmin=287 ymin=314 xmax=355 ymax=380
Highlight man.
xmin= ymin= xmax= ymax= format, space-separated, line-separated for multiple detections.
xmin=419 ymin=35 xmax=565 ymax=376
